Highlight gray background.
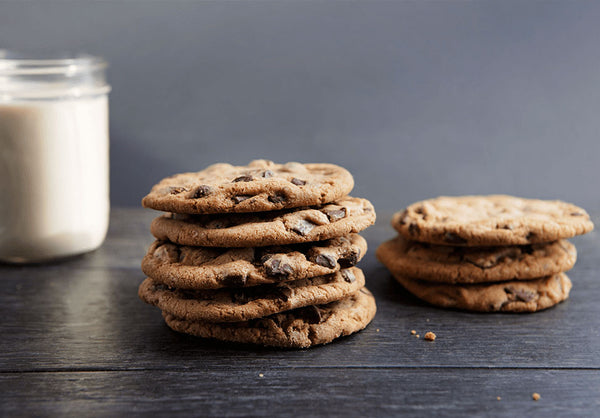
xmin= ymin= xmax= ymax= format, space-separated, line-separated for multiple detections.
xmin=2 ymin=0 xmax=599 ymax=211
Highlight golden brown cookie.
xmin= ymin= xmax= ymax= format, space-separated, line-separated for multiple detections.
xmin=142 ymin=235 xmax=367 ymax=289
xmin=393 ymin=195 xmax=594 ymax=246
xmin=142 ymin=160 xmax=354 ymax=214
xmin=376 ymin=236 xmax=576 ymax=284
xmin=390 ymin=272 xmax=572 ymax=312
xmin=162 ymin=288 xmax=377 ymax=348
xmin=150 ymin=197 xmax=375 ymax=247
xmin=138 ymin=267 xmax=365 ymax=322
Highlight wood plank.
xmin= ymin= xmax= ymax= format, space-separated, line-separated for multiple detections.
xmin=2 ymin=369 xmax=598 ymax=416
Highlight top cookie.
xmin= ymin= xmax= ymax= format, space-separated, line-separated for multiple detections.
xmin=393 ymin=195 xmax=594 ymax=246
xmin=142 ymin=160 xmax=354 ymax=214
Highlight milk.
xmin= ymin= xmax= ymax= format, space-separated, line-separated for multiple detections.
xmin=0 ymin=96 xmax=109 ymax=262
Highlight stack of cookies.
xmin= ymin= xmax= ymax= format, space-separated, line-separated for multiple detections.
xmin=377 ymin=195 xmax=594 ymax=312
xmin=139 ymin=160 xmax=377 ymax=348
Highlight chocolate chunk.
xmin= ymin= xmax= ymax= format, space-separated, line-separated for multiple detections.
xmin=291 ymin=219 xmax=316 ymax=236
xmin=169 ymin=186 xmax=188 ymax=195
xmin=298 ymin=305 xmax=322 ymax=324
xmin=261 ymin=170 xmax=274 ymax=178
xmin=414 ymin=206 xmax=424 ymax=215
xmin=291 ymin=178 xmax=306 ymax=186
xmin=570 ymin=212 xmax=584 ymax=216
xmin=505 ymin=287 xmax=536 ymax=303
xmin=444 ymin=232 xmax=467 ymax=244
xmin=338 ymin=250 xmax=359 ymax=268
xmin=222 ymin=274 xmax=247 ymax=287
xmin=341 ymin=270 xmax=356 ymax=283
xmin=273 ymin=285 xmax=293 ymax=302
xmin=325 ymin=208 xmax=347 ymax=222
xmin=232 ymin=195 xmax=252 ymax=203
xmin=408 ymin=223 xmax=420 ymax=235
xmin=232 ymin=175 xmax=253 ymax=182
xmin=315 ymin=254 xmax=337 ymax=269
xmin=191 ymin=185 xmax=213 ymax=198
xmin=502 ymin=224 xmax=514 ymax=230
xmin=264 ymin=258 xmax=294 ymax=278
xmin=268 ymin=194 xmax=286 ymax=204
xmin=526 ymin=232 xmax=537 ymax=241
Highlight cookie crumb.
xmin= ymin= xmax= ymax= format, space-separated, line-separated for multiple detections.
xmin=424 ymin=331 xmax=436 ymax=341
xmin=496 ymin=397 xmax=501 ymax=401
xmin=376 ymin=328 xmax=380 ymax=332
xmin=416 ymin=334 xmax=420 ymax=338
xmin=411 ymin=330 xmax=416 ymax=335
xmin=426 ymin=318 xmax=430 ymax=322
xmin=532 ymin=393 xmax=540 ymax=401
xmin=259 ymin=373 xmax=264 ymax=378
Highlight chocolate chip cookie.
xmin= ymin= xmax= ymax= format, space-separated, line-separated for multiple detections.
xmin=376 ymin=236 xmax=576 ymax=284
xmin=393 ymin=195 xmax=594 ymax=246
xmin=138 ymin=267 xmax=365 ymax=322
xmin=391 ymin=272 xmax=572 ymax=312
xmin=142 ymin=160 xmax=354 ymax=214
xmin=142 ymin=234 xmax=367 ymax=289
xmin=162 ymin=288 xmax=377 ymax=348
xmin=150 ymin=197 xmax=375 ymax=247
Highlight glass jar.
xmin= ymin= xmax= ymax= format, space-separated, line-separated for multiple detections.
xmin=0 ymin=51 xmax=111 ymax=263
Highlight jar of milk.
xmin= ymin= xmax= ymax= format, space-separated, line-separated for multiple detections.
xmin=0 ymin=51 xmax=110 ymax=262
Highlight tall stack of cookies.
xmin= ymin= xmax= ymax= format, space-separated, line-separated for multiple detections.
xmin=139 ymin=160 xmax=376 ymax=348
xmin=377 ymin=195 xmax=594 ymax=312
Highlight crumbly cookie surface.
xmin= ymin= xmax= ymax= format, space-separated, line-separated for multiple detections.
xmin=142 ymin=235 xmax=367 ymax=289
xmin=393 ymin=195 xmax=594 ymax=246
xmin=162 ymin=288 xmax=376 ymax=348
xmin=376 ymin=236 xmax=576 ymax=284
xmin=139 ymin=267 xmax=365 ymax=322
xmin=391 ymin=272 xmax=572 ymax=312
xmin=142 ymin=160 xmax=354 ymax=214
xmin=150 ymin=196 xmax=375 ymax=247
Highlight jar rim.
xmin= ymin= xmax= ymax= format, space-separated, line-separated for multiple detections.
xmin=0 ymin=50 xmax=108 ymax=76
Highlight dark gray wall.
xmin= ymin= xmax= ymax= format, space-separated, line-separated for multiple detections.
xmin=2 ymin=1 xmax=600 ymax=211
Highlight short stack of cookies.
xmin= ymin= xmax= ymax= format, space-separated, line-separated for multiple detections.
xmin=377 ymin=195 xmax=594 ymax=312
xmin=139 ymin=160 xmax=376 ymax=348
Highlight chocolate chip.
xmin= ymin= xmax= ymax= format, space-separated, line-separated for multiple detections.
xmin=325 ymin=208 xmax=347 ymax=222
xmin=408 ymin=223 xmax=420 ymax=235
xmin=291 ymin=219 xmax=316 ymax=236
xmin=232 ymin=195 xmax=252 ymax=203
xmin=191 ymin=185 xmax=213 ymax=198
xmin=444 ymin=232 xmax=467 ymax=244
xmin=169 ymin=186 xmax=188 ymax=195
xmin=298 ymin=305 xmax=322 ymax=324
xmin=268 ymin=194 xmax=286 ymax=204
xmin=261 ymin=170 xmax=274 ymax=178
xmin=570 ymin=212 xmax=584 ymax=216
xmin=339 ymin=250 xmax=359 ymax=268
xmin=414 ymin=206 xmax=424 ymax=215
xmin=505 ymin=287 xmax=536 ymax=303
xmin=342 ymin=270 xmax=356 ymax=283
xmin=232 ymin=175 xmax=253 ymax=182
xmin=264 ymin=258 xmax=294 ymax=279
xmin=502 ymin=224 xmax=514 ymax=230
xmin=526 ymin=232 xmax=537 ymax=241
xmin=315 ymin=254 xmax=336 ymax=269
xmin=273 ymin=285 xmax=293 ymax=302
xmin=291 ymin=178 xmax=306 ymax=186
xmin=222 ymin=274 xmax=247 ymax=287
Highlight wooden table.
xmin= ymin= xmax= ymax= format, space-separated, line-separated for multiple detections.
xmin=2 ymin=209 xmax=599 ymax=416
